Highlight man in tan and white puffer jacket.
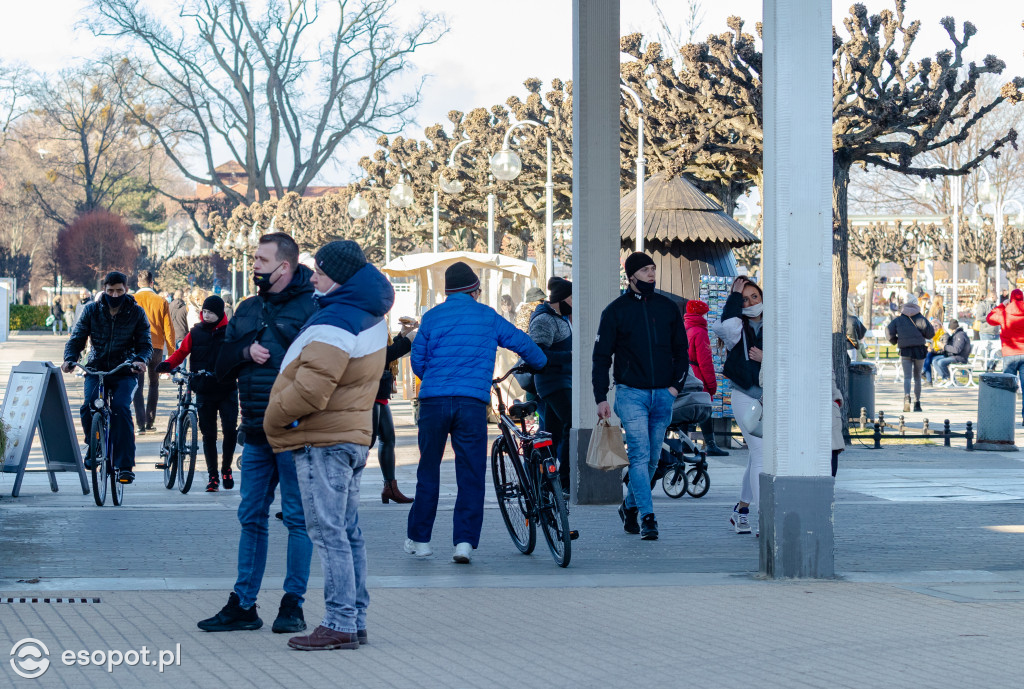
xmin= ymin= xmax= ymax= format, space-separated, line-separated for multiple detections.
xmin=264 ymin=240 xmax=394 ymax=652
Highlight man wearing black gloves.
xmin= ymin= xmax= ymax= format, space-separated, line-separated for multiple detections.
xmin=592 ymin=253 xmax=689 ymax=540
xmin=529 ymin=277 xmax=573 ymax=494
xmin=62 ymin=271 xmax=152 ymax=485
xmin=198 ymin=232 xmax=316 ymax=635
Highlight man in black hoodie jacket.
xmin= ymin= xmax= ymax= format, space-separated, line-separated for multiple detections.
xmin=198 ymin=232 xmax=316 ymax=636
xmin=593 ymin=253 xmax=689 ymax=541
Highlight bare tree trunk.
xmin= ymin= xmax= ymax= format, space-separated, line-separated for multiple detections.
xmin=833 ymin=160 xmax=852 ymax=430
xmin=978 ymin=262 xmax=991 ymax=295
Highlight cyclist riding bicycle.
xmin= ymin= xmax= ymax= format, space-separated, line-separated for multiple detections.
xmin=62 ymin=271 xmax=153 ymax=484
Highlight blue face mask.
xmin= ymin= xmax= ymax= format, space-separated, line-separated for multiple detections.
xmin=313 ymin=280 xmax=337 ymax=299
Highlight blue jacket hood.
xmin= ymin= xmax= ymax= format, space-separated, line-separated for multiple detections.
xmin=303 ymin=263 xmax=395 ymax=336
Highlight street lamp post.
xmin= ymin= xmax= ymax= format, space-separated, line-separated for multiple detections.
xmin=995 ymin=197 xmax=1024 ymax=297
xmin=621 ymin=85 xmax=645 ymax=253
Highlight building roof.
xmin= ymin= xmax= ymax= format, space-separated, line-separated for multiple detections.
xmin=214 ymin=161 xmax=246 ymax=174
xmin=620 ymin=173 xmax=759 ymax=247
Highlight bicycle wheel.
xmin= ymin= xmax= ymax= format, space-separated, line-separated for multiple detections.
xmin=536 ymin=462 xmax=571 ymax=568
xmin=111 ymin=457 xmax=123 ymax=506
xmin=161 ymin=415 xmax=178 ymax=490
xmin=491 ymin=438 xmax=536 ymax=554
xmin=177 ymin=411 xmax=198 ymax=494
xmin=90 ymin=422 xmax=107 ymax=507
xmin=685 ymin=467 xmax=710 ymax=498
xmin=662 ymin=465 xmax=689 ymax=499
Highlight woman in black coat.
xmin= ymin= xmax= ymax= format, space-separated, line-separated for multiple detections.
xmin=376 ymin=318 xmax=417 ymax=504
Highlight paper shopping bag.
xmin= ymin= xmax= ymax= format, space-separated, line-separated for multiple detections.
xmin=585 ymin=420 xmax=629 ymax=471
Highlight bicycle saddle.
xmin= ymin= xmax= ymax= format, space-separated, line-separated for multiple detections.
xmin=508 ymin=400 xmax=537 ymax=419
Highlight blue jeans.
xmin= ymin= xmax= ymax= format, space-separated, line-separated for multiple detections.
xmin=933 ymin=356 xmax=960 ymax=380
xmin=923 ymin=350 xmax=940 ymax=383
xmin=981 ymin=333 xmax=998 ymax=341
xmin=80 ymin=374 xmax=137 ymax=470
xmin=1002 ymin=355 xmax=1024 ymax=421
xmin=407 ymin=396 xmax=488 ymax=547
xmin=293 ymin=443 xmax=369 ymax=634
xmin=614 ymin=385 xmax=674 ymax=519
xmin=234 ymin=441 xmax=312 ymax=609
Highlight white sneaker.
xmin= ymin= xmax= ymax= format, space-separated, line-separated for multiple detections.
xmin=453 ymin=542 xmax=472 ymax=564
xmin=404 ymin=538 xmax=432 ymax=557
xmin=732 ymin=509 xmax=752 ymax=535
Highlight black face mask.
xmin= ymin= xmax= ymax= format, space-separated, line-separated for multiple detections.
xmin=253 ymin=263 xmax=283 ymax=295
xmin=559 ymin=301 xmax=572 ymax=316
xmin=104 ymin=293 xmax=126 ymax=309
xmin=632 ymin=278 xmax=655 ymax=296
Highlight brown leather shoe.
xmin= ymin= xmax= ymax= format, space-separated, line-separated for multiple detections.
xmin=381 ymin=480 xmax=413 ymax=504
xmin=288 ymin=625 xmax=359 ymax=651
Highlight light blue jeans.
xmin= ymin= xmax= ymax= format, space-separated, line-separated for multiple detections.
xmin=294 ymin=443 xmax=369 ymax=634
xmin=234 ymin=441 xmax=312 ymax=609
xmin=614 ymin=385 xmax=674 ymax=519
xmin=1002 ymin=354 xmax=1024 ymax=422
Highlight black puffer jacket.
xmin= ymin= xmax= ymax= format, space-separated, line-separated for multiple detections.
xmin=215 ymin=266 xmax=315 ymax=444
xmin=376 ymin=334 xmax=412 ymax=401
xmin=64 ymin=295 xmax=153 ymax=374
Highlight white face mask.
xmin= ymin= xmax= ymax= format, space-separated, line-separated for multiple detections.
xmin=313 ymin=278 xmax=338 ymax=298
xmin=742 ymin=303 xmax=763 ymax=318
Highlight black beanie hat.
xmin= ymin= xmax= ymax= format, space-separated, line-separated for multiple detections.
xmin=445 ymin=261 xmax=480 ymax=295
xmin=624 ymin=252 xmax=655 ymax=278
xmin=202 ymin=295 xmax=225 ymax=320
xmin=548 ymin=276 xmax=572 ymax=303
xmin=315 ymin=240 xmax=366 ymax=286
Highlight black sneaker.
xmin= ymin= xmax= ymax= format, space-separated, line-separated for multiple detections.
xmin=618 ymin=502 xmax=640 ymax=535
xmin=222 ymin=470 xmax=234 ymax=490
xmin=118 ymin=471 xmax=135 ymax=484
xmin=705 ymin=445 xmax=730 ymax=457
xmin=272 ymin=593 xmax=306 ymax=634
xmin=197 ymin=592 xmax=263 ymax=632
xmin=640 ymin=514 xmax=659 ymax=540
xmin=83 ymin=451 xmax=96 ymax=470
xmin=206 ymin=476 xmax=219 ymax=492
xmin=913 ymin=400 xmax=922 ymax=412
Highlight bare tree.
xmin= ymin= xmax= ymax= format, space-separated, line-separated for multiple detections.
xmin=0 ymin=60 xmax=30 ymax=149
xmin=87 ymin=0 xmax=447 ymax=220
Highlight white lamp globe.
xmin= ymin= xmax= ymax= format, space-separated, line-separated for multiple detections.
xmin=440 ymin=170 xmax=464 ymax=195
xmin=915 ymin=178 xmax=935 ymax=203
xmin=489 ymin=148 xmax=522 ymax=181
xmin=389 ymin=182 xmax=414 ymax=208
xmin=347 ymin=193 xmax=370 ymax=219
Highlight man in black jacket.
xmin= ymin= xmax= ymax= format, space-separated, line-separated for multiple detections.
xmin=933 ymin=319 xmax=972 ymax=387
xmin=593 ymin=253 xmax=689 ymax=541
xmin=198 ymin=232 xmax=316 ymax=636
xmin=61 ymin=271 xmax=152 ymax=484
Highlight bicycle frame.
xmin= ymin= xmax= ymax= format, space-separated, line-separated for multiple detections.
xmin=491 ymin=369 xmax=558 ymax=501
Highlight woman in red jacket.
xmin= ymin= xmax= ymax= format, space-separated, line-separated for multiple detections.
xmin=684 ymin=300 xmax=728 ymax=456
xmin=987 ymin=289 xmax=1024 ymax=424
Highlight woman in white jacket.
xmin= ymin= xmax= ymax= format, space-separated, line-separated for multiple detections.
xmin=712 ymin=276 xmax=764 ymax=535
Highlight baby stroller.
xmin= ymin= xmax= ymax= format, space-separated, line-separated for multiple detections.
xmin=621 ymin=368 xmax=713 ymax=498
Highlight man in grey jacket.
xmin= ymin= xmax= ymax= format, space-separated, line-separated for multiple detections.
xmin=975 ymin=292 xmax=999 ymax=341
xmin=933 ymin=319 xmax=972 ymax=387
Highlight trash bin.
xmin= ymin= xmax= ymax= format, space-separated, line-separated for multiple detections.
xmin=848 ymin=362 xmax=876 ymax=422
xmin=975 ymin=372 xmax=1018 ymax=452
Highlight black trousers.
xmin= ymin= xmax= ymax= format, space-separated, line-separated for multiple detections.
xmin=539 ymin=388 xmax=572 ymax=491
xmin=133 ymin=356 xmax=162 ymax=429
xmin=196 ymin=392 xmax=239 ymax=477
xmin=372 ymin=402 xmax=397 ymax=482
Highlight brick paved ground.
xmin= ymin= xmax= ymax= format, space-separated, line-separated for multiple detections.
xmin=2 ymin=334 xmax=1024 ymax=688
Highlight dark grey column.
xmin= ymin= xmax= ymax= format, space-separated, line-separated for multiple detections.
xmin=569 ymin=0 xmax=622 ymax=505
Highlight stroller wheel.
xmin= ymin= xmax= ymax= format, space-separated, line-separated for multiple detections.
xmin=662 ymin=466 xmax=688 ymax=499
xmin=685 ymin=467 xmax=710 ymax=498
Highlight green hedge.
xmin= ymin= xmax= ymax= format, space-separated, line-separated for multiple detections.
xmin=10 ymin=305 xmax=49 ymax=330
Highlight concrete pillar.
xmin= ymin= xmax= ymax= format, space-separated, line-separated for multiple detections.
xmin=759 ymin=0 xmax=835 ymax=578
xmin=569 ymin=0 xmax=622 ymax=505
xmin=975 ymin=373 xmax=1019 ymax=451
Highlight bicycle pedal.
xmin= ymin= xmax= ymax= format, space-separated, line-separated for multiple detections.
xmin=569 ymin=530 xmax=579 ymax=540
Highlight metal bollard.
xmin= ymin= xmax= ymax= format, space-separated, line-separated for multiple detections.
xmin=975 ymin=373 xmax=1019 ymax=452
xmin=873 ymin=422 xmax=882 ymax=449
xmin=898 ymin=415 xmax=906 ymax=436
xmin=966 ymin=420 xmax=974 ymax=451
xmin=878 ymin=410 xmax=886 ymax=431
xmin=923 ymin=418 xmax=930 ymax=436
xmin=860 ymin=407 xmax=868 ymax=430
xmin=943 ymin=419 xmax=951 ymax=447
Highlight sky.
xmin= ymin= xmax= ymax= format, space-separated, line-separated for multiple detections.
xmin=2 ymin=0 xmax=1022 ymax=185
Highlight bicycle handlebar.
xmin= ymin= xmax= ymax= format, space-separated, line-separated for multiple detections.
xmin=491 ymin=364 xmax=532 ymax=387
xmin=71 ymin=360 xmax=136 ymax=377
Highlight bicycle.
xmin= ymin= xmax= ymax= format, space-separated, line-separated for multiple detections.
xmin=490 ymin=366 xmax=575 ymax=567
xmin=158 ymin=367 xmax=202 ymax=494
xmin=73 ymin=360 xmax=135 ymax=507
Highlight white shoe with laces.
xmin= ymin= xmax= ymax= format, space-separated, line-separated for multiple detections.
xmin=403 ymin=538 xmax=432 ymax=557
xmin=453 ymin=542 xmax=473 ymax=564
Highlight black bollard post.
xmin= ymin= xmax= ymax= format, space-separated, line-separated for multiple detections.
xmin=943 ymin=419 xmax=951 ymax=447
xmin=873 ymin=422 xmax=882 ymax=449
xmin=878 ymin=410 xmax=886 ymax=431
xmin=966 ymin=420 xmax=974 ymax=451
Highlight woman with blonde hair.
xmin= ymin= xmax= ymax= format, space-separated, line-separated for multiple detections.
xmin=186 ymin=287 xmax=208 ymax=329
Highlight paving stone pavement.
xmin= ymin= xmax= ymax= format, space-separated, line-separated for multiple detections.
xmin=3 ymin=334 xmax=1024 ymax=688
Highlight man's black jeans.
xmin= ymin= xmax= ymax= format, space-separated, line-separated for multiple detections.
xmin=539 ymin=388 xmax=572 ymax=492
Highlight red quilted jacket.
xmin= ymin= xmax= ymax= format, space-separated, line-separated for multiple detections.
xmin=988 ymin=294 xmax=1024 ymax=357
xmin=684 ymin=313 xmax=717 ymax=396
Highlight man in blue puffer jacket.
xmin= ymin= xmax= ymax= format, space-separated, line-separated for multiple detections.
xmin=405 ymin=262 xmax=546 ymax=564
